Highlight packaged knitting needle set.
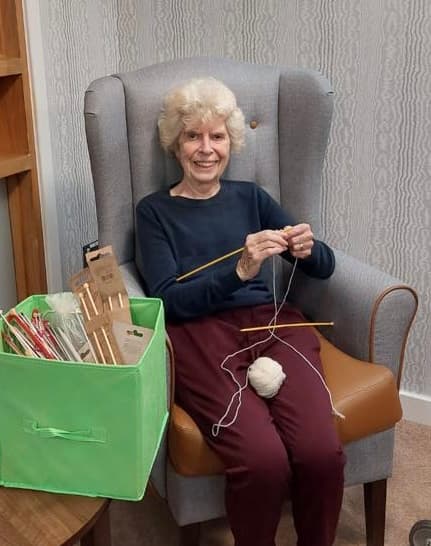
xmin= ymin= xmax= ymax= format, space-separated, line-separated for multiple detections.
xmin=1 ymin=246 xmax=152 ymax=366
xmin=0 ymin=246 xmax=168 ymax=500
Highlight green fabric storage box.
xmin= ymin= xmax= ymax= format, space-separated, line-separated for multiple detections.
xmin=0 ymin=295 xmax=168 ymax=501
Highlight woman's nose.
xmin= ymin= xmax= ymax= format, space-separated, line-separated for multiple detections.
xmin=199 ymin=134 xmax=212 ymax=153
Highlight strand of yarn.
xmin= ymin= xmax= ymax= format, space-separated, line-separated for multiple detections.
xmin=271 ymin=332 xmax=345 ymax=420
xmin=268 ymin=264 xmax=345 ymax=420
xmin=211 ymin=333 xmax=273 ymax=437
xmin=212 ymin=258 xmax=297 ymax=437
xmin=245 ymin=259 xmax=296 ymax=399
xmin=211 ymin=256 xmax=344 ymax=438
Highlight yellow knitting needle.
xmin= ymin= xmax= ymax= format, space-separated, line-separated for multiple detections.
xmin=176 ymin=247 xmax=244 ymax=282
xmin=176 ymin=226 xmax=293 ymax=282
xmin=240 ymin=321 xmax=334 ymax=333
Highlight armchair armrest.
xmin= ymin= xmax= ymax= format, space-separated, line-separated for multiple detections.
xmin=119 ymin=261 xmax=146 ymax=297
xmin=288 ymin=249 xmax=418 ymax=383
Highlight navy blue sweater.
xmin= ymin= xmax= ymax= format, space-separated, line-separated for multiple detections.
xmin=136 ymin=180 xmax=335 ymax=322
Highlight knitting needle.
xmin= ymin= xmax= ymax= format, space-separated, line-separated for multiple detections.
xmin=78 ymin=292 xmax=106 ymax=364
xmin=240 ymin=321 xmax=334 ymax=333
xmin=75 ymin=308 xmax=98 ymax=363
xmin=83 ymin=283 xmax=117 ymax=365
xmin=108 ymin=293 xmax=125 ymax=311
xmin=7 ymin=310 xmax=57 ymax=359
xmin=0 ymin=310 xmax=38 ymax=357
xmin=1 ymin=331 xmax=25 ymax=355
xmin=176 ymin=226 xmax=293 ymax=282
xmin=30 ymin=311 xmax=64 ymax=360
xmin=55 ymin=326 xmax=83 ymax=362
xmin=176 ymin=247 xmax=244 ymax=282
xmin=49 ymin=326 xmax=75 ymax=361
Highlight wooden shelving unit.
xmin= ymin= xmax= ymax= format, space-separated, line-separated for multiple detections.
xmin=0 ymin=0 xmax=47 ymax=299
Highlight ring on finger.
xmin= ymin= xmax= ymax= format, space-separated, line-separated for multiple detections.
xmin=299 ymin=242 xmax=304 ymax=251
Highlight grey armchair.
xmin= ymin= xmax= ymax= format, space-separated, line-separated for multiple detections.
xmin=84 ymin=57 xmax=418 ymax=546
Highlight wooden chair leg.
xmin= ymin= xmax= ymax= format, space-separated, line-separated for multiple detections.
xmin=364 ymin=479 xmax=387 ymax=546
xmin=80 ymin=503 xmax=111 ymax=546
xmin=179 ymin=522 xmax=201 ymax=546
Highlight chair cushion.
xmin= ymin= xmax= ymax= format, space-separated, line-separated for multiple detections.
xmin=169 ymin=405 xmax=225 ymax=476
xmin=316 ymin=331 xmax=402 ymax=444
xmin=168 ymin=333 xmax=402 ymax=476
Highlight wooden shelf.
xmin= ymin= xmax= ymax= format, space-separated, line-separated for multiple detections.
xmin=0 ymin=57 xmax=22 ymax=77
xmin=0 ymin=152 xmax=31 ymax=178
xmin=0 ymin=0 xmax=47 ymax=299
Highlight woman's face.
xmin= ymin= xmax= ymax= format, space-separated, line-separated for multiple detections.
xmin=176 ymin=116 xmax=231 ymax=188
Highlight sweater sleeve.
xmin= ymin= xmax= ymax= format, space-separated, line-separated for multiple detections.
xmin=256 ymin=185 xmax=336 ymax=279
xmin=136 ymin=200 xmax=245 ymax=321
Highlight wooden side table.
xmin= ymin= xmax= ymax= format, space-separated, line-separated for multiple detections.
xmin=0 ymin=487 xmax=110 ymax=546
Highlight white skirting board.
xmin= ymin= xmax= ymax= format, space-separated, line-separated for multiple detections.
xmin=400 ymin=390 xmax=431 ymax=427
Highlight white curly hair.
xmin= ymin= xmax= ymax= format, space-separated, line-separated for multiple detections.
xmin=158 ymin=77 xmax=246 ymax=154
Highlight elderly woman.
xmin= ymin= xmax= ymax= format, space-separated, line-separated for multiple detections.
xmin=136 ymin=78 xmax=345 ymax=546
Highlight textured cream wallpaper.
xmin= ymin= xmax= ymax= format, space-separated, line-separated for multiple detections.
xmin=36 ymin=0 xmax=430 ymax=396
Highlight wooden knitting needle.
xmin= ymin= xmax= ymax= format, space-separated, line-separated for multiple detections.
xmin=176 ymin=226 xmax=293 ymax=282
xmin=78 ymin=291 xmax=106 ymax=364
xmin=240 ymin=321 xmax=334 ymax=333
xmin=83 ymin=283 xmax=117 ymax=365
xmin=176 ymin=247 xmax=244 ymax=282
xmin=108 ymin=293 xmax=124 ymax=310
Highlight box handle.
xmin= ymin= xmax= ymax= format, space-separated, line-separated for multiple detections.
xmin=24 ymin=420 xmax=106 ymax=443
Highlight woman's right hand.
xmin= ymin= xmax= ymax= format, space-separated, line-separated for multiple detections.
xmin=236 ymin=229 xmax=289 ymax=281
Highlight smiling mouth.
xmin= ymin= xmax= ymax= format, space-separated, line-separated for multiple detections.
xmin=194 ymin=161 xmax=217 ymax=170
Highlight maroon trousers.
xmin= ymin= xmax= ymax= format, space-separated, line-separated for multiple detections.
xmin=167 ymin=304 xmax=345 ymax=546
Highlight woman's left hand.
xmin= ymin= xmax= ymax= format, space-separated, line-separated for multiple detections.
xmin=285 ymin=223 xmax=314 ymax=259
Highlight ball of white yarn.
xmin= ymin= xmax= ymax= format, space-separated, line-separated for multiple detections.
xmin=248 ymin=357 xmax=286 ymax=398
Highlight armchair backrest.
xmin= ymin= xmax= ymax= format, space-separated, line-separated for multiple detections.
xmin=84 ymin=57 xmax=333 ymax=271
